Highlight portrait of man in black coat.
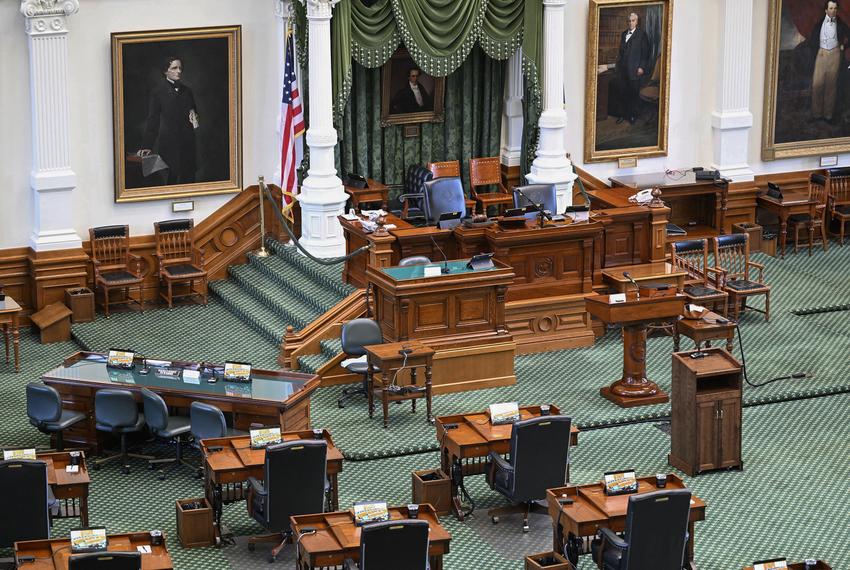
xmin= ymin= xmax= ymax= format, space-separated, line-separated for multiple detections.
xmin=390 ymin=67 xmax=434 ymax=114
xmin=615 ymin=12 xmax=651 ymax=124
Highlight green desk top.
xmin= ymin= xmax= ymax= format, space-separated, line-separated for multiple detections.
xmin=381 ymin=260 xmax=497 ymax=281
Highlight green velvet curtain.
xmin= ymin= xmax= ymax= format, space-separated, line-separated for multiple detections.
xmin=335 ymin=46 xmax=504 ymax=201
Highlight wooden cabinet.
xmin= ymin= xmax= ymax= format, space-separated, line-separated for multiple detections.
xmin=669 ymin=348 xmax=743 ymax=476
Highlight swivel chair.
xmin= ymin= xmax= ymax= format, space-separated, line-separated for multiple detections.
xmin=486 ymin=415 xmax=573 ymax=532
xmin=246 ymin=439 xmax=328 ymax=562
xmin=141 ymin=388 xmax=193 ymax=480
xmin=398 ymin=256 xmax=431 ymax=267
xmin=512 ymin=184 xmax=558 ymax=221
xmin=92 ymin=389 xmax=153 ymax=475
xmin=423 ymin=178 xmax=467 ymax=226
xmin=336 ymin=318 xmax=383 ymax=409
xmin=396 ymin=165 xmax=433 ymax=220
xmin=345 ymin=519 xmax=430 ymax=570
xmin=189 ymin=401 xmax=245 ymax=477
xmin=0 ymin=460 xmax=51 ymax=551
xmin=26 ymin=382 xmax=86 ymax=451
xmin=68 ymin=552 xmax=141 ymax=570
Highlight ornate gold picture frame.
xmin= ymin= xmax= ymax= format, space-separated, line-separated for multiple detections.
xmin=584 ymin=0 xmax=673 ymax=163
xmin=381 ymin=46 xmax=445 ymax=127
xmin=111 ymin=26 xmax=242 ymax=202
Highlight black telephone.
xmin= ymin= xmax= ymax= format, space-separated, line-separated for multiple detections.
xmin=345 ymin=172 xmax=368 ymax=189
xmin=694 ymin=169 xmax=720 ymax=181
xmin=767 ymin=182 xmax=783 ymax=200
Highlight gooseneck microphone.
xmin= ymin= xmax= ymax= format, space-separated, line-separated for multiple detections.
xmin=623 ymin=271 xmax=640 ymax=299
xmin=430 ymin=235 xmax=450 ymax=274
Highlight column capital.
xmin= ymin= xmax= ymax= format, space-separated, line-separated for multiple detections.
xmin=275 ymin=0 xmax=293 ymax=20
xmin=21 ymin=0 xmax=78 ymax=35
xmin=306 ymin=0 xmax=339 ymax=20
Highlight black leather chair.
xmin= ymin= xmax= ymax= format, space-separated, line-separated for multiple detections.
xmin=396 ymin=165 xmax=433 ymax=220
xmin=246 ymin=439 xmax=328 ymax=562
xmin=92 ymin=389 xmax=153 ymax=475
xmin=512 ymin=184 xmax=558 ymax=217
xmin=189 ymin=401 xmax=245 ymax=477
xmin=26 ymin=382 xmax=86 ymax=451
xmin=486 ymin=415 xmax=573 ymax=532
xmin=398 ymin=256 xmax=431 ymax=267
xmin=345 ymin=519 xmax=430 ymax=570
xmin=423 ymin=178 xmax=467 ymax=226
xmin=590 ymin=489 xmax=692 ymax=570
xmin=336 ymin=318 xmax=383 ymax=409
xmin=141 ymin=388 xmax=192 ymax=480
xmin=0 ymin=460 xmax=51 ymax=550
xmin=68 ymin=552 xmax=141 ymax=569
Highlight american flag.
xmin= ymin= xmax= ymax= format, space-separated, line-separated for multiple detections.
xmin=279 ymin=24 xmax=304 ymax=221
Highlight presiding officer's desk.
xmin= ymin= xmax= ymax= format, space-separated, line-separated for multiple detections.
xmin=41 ymin=352 xmax=319 ymax=451
xmin=39 ymin=451 xmax=91 ymax=526
xmin=15 ymin=532 xmax=173 ymax=569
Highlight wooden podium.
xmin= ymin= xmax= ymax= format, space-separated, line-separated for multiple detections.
xmin=585 ymin=292 xmax=685 ymax=407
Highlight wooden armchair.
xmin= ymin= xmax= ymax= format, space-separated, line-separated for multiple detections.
xmin=713 ymin=233 xmax=770 ymax=321
xmin=89 ymin=225 xmax=144 ymax=317
xmin=468 ymin=157 xmax=513 ymax=215
xmin=788 ymin=174 xmax=828 ymax=255
xmin=669 ymin=238 xmax=727 ymax=315
xmin=153 ymin=219 xmax=208 ymax=309
xmin=427 ymin=160 xmax=475 ymax=213
xmin=821 ymin=167 xmax=850 ymax=245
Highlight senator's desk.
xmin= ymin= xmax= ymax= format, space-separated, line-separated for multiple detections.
xmin=366 ymin=260 xmax=517 ymax=394
xmin=743 ymin=562 xmax=831 ymax=570
xmin=291 ymin=504 xmax=451 ymax=570
xmin=546 ymin=474 xmax=705 ymax=566
xmin=0 ymin=296 xmax=21 ymax=372
xmin=365 ymin=340 xmax=434 ymax=427
xmin=435 ymin=405 xmax=579 ymax=520
xmin=39 ymin=451 xmax=91 ymax=526
xmin=757 ymin=191 xmax=817 ymax=259
xmin=40 ymin=352 xmax=319 ymax=451
xmin=15 ymin=532 xmax=173 ymax=569
xmin=200 ymin=430 xmax=343 ymax=539
xmin=343 ymin=178 xmax=389 ymax=210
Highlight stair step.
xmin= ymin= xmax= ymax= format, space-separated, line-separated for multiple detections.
xmin=209 ymin=280 xmax=288 ymax=344
xmin=295 ymin=338 xmax=343 ymax=375
xmin=265 ymin=238 xmax=356 ymax=298
xmin=227 ymin=264 xmax=322 ymax=330
xmin=319 ymin=338 xmax=342 ymax=359
xmin=246 ymin=254 xmax=347 ymax=315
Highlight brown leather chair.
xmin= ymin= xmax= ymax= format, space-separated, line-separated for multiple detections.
xmin=713 ymin=233 xmax=770 ymax=321
xmin=468 ymin=157 xmax=513 ymax=215
xmin=669 ymin=239 xmax=727 ymax=315
xmin=428 ymin=161 xmax=475 ymax=214
xmin=153 ymin=219 xmax=208 ymax=309
xmin=89 ymin=225 xmax=144 ymax=317
xmin=821 ymin=167 xmax=850 ymax=245
xmin=789 ymin=174 xmax=829 ymax=255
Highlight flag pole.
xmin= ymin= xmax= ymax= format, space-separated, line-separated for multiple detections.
xmin=255 ymin=175 xmax=270 ymax=257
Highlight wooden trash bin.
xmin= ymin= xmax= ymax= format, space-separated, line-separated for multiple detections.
xmin=30 ymin=303 xmax=72 ymax=344
xmin=176 ymin=498 xmax=215 ymax=548
xmin=65 ymin=288 xmax=95 ymax=323
xmin=732 ymin=222 xmax=763 ymax=253
xmin=525 ymin=551 xmax=571 ymax=569
xmin=411 ymin=469 xmax=452 ymax=516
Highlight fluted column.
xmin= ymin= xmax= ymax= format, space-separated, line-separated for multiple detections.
xmin=711 ymin=0 xmax=754 ymax=182
xmin=298 ymin=0 xmax=348 ymax=258
xmin=500 ymin=49 xmax=524 ymax=169
xmin=526 ymin=0 xmax=576 ymax=213
xmin=21 ymin=0 xmax=82 ymax=251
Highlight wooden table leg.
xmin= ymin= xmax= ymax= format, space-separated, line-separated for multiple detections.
xmin=80 ymin=493 xmax=89 ymax=526
xmin=382 ymin=367 xmax=390 ymax=429
xmin=12 ymin=318 xmax=19 ymax=372
xmin=686 ymin=520 xmax=696 ymax=564
xmin=425 ymin=362 xmax=433 ymax=423
xmin=329 ymin=473 xmax=339 ymax=511
xmin=367 ymin=364 xmax=375 ymax=419
xmin=410 ymin=367 xmax=417 ymax=414
xmin=779 ymin=214 xmax=788 ymax=259
xmin=429 ymin=555 xmax=443 ymax=570
xmin=2 ymin=323 xmax=8 ymax=364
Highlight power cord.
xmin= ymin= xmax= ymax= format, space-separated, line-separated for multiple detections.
xmin=735 ymin=323 xmax=811 ymax=387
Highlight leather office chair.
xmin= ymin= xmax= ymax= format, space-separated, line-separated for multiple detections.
xmin=713 ymin=233 xmax=770 ymax=321
xmin=512 ymin=184 xmax=558 ymax=219
xmin=89 ymin=225 xmax=144 ymax=318
xmin=428 ymin=160 xmax=475 ymax=213
xmin=0 ymin=460 xmax=51 ymax=549
xmin=423 ymin=178 xmax=467 ymax=226
xmin=670 ymin=239 xmax=727 ymax=316
xmin=68 ymin=552 xmax=141 ymax=570
xmin=468 ymin=157 xmax=513 ymax=214
xmin=153 ymin=219 xmax=208 ymax=309
xmin=92 ymin=389 xmax=153 ymax=475
xmin=590 ymin=489 xmax=692 ymax=570
xmin=397 ymin=165 xmax=433 ymax=220
xmin=141 ymin=388 xmax=192 ymax=480
xmin=398 ymin=256 xmax=431 ymax=267
xmin=822 ymin=167 xmax=850 ymax=244
xmin=26 ymin=382 xmax=86 ymax=451
xmin=246 ymin=439 xmax=328 ymax=562
xmin=486 ymin=415 xmax=573 ymax=532
xmin=345 ymin=519 xmax=430 ymax=570
xmin=337 ymin=318 xmax=383 ymax=408
xmin=189 ymin=401 xmax=245 ymax=478
xmin=787 ymin=175 xmax=829 ymax=255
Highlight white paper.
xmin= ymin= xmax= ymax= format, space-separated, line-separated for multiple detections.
xmin=423 ymin=266 xmax=442 ymax=278
xmin=183 ymin=369 xmax=200 ymax=380
xmin=65 ymin=465 xmax=79 ymax=473
xmin=136 ymin=545 xmax=152 ymax=554
xmin=610 ymin=293 xmax=627 ymax=303
xmin=341 ymin=355 xmax=368 ymax=368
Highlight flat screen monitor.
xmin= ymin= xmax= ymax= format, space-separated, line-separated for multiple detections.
xmin=70 ymin=527 xmax=108 ymax=553
xmin=603 ymin=469 xmax=638 ymax=496
xmin=224 ymin=361 xmax=252 ymax=382
xmin=106 ymin=349 xmax=134 ymax=369
xmin=250 ymin=426 xmax=282 ymax=449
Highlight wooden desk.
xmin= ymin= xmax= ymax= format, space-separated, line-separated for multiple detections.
xmin=365 ymin=340 xmax=434 ymax=428
xmin=41 ymin=352 xmax=318 ymax=451
xmin=757 ymin=191 xmax=816 ymax=259
xmin=743 ymin=562 xmax=830 ymax=570
xmin=674 ymin=311 xmax=735 ymax=352
xmin=0 ymin=296 xmax=21 ymax=372
xmin=291 ymin=505 xmax=451 ymax=570
xmin=546 ymin=474 xmax=705 ymax=567
xmin=435 ymin=405 xmax=579 ymax=520
xmin=602 ymin=262 xmax=686 ymax=293
xmin=40 ymin=451 xmax=90 ymax=526
xmin=344 ymin=178 xmax=389 ymax=211
xmin=200 ymin=430 xmax=343 ymax=541
xmin=15 ymin=532 xmax=173 ymax=569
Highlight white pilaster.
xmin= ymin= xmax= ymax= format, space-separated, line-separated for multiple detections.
xmin=711 ymin=0 xmax=754 ymax=182
xmin=298 ymin=0 xmax=348 ymax=258
xmin=526 ymin=0 xmax=576 ymax=213
xmin=21 ymin=0 xmax=82 ymax=251
xmin=500 ymin=49 xmax=524 ymax=168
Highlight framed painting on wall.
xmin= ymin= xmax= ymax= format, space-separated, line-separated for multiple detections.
xmin=381 ymin=46 xmax=445 ymax=127
xmin=763 ymin=0 xmax=850 ymax=160
xmin=111 ymin=26 xmax=242 ymax=202
xmin=584 ymin=0 xmax=674 ymax=163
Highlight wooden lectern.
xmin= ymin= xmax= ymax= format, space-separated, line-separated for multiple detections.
xmin=585 ymin=292 xmax=685 ymax=407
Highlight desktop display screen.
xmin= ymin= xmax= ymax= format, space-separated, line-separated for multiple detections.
xmin=488 ymin=402 xmax=520 ymax=425
xmin=753 ymin=559 xmax=788 ymax=570
xmin=106 ymin=349 xmax=134 ymax=369
xmin=3 ymin=448 xmax=36 ymax=460
xmin=603 ymin=470 xmax=638 ymax=496
xmin=70 ymin=527 xmax=108 ymax=553
xmin=224 ymin=361 xmax=252 ymax=382
xmin=353 ymin=501 xmax=389 ymax=526
xmin=250 ymin=426 xmax=282 ymax=449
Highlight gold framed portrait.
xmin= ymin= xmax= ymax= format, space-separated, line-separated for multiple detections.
xmin=381 ymin=47 xmax=445 ymax=127
xmin=584 ymin=0 xmax=674 ymax=163
xmin=762 ymin=0 xmax=850 ymax=160
xmin=111 ymin=26 xmax=242 ymax=202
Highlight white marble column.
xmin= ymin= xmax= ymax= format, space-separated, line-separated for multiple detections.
xmin=500 ymin=49 xmax=524 ymax=169
xmin=526 ymin=0 xmax=576 ymax=213
xmin=21 ymin=0 xmax=82 ymax=251
xmin=711 ymin=0 xmax=755 ymax=182
xmin=298 ymin=0 xmax=348 ymax=258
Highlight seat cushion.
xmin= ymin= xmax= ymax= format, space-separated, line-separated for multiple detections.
xmin=37 ymin=409 xmax=87 ymax=432
xmin=590 ymin=538 xmax=623 ymax=570
xmin=345 ymin=362 xmax=381 ymax=375
xmin=96 ymin=413 xmax=146 ymax=434
xmin=835 ymin=205 xmax=850 ymax=216
xmin=155 ymin=415 xmax=192 ymax=439
xmin=684 ymin=285 xmax=723 ymax=298
xmin=100 ymin=270 xmax=141 ymax=284
xmin=726 ymin=279 xmax=764 ymax=291
xmin=164 ymin=263 xmax=205 ymax=278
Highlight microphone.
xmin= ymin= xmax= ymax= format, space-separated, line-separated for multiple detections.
xmin=623 ymin=271 xmax=640 ymax=299
xmin=513 ymin=186 xmax=552 ymax=228
xmin=430 ymin=235 xmax=450 ymax=274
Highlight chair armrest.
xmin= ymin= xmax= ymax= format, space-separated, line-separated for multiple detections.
xmin=247 ymin=476 xmax=266 ymax=496
xmin=126 ymin=252 xmax=143 ymax=278
xmin=486 ymin=451 xmax=512 ymax=489
xmin=746 ymin=261 xmax=764 ymax=282
xmin=398 ymin=193 xmax=424 ymax=203
xmin=342 ymin=559 xmax=358 ymax=570
xmin=598 ymin=527 xmax=628 ymax=551
xmin=193 ymin=247 xmax=205 ymax=267
xmin=711 ymin=266 xmax=727 ymax=287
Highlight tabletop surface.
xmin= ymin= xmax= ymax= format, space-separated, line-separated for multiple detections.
xmin=15 ymin=532 xmax=172 ymax=570
xmin=436 ymin=405 xmax=579 ymax=447
xmin=201 ymin=431 xmax=343 ymax=471
xmin=603 ymin=262 xmax=685 ymax=281
xmin=757 ymin=191 xmax=813 ymax=205
xmin=381 ymin=259 xmax=498 ymax=281
xmin=610 ymin=171 xmax=713 ymax=188
xmin=0 ymin=296 xmax=21 ymax=313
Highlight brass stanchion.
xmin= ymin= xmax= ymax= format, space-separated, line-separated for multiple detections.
xmin=254 ymin=176 xmax=270 ymax=257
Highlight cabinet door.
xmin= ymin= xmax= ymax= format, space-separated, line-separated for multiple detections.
xmin=695 ymin=400 xmax=718 ymax=472
xmin=718 ymin=397 xmax=742 ymax=469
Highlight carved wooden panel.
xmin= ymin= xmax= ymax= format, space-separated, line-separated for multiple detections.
xmin=505 ymin=295 xmax=595 ymax=354
xmin=455 ymin=293 xmax=488 ymax=327
xmin=413 ymin=299 xmax=449 ymax=333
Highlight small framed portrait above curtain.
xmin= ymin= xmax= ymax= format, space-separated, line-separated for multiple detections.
xmin=763 ymin=0 xmax=850 ymax=160
xmin=111 ymin=26 xmax=242 ymax=202
xmin=584 ymin=0 xmax=674 ymax=163
xmin=381 ymin=46 xmax=445 ymax=126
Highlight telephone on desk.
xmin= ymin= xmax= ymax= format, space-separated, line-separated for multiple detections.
xmin=345 ymin=172 xmax=368 ymax=189
xmin=629 ymin=189 xmax=654 ymax=205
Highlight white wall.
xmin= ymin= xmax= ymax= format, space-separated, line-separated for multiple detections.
xmin=0 ymin=0 xmax=283 ymax=249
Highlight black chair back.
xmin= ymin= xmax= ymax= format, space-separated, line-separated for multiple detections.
xmin=190 ymin=402 xmax=227 ymax=441
xmin=404 ymin=165 xmax=433 ymax=194
xmin=340 ymin=318 xmax=382 ymax=358
xmin=509 ymin=415 xmax=572 ymax=502
xmin=140 ymin=388 xmax=169 ymax=434
xmin=672 ymin=239 xmax=706 ymax=255
xmin=262 ymin=440 xmax=327 ymax=532
xmin=715 ymin=233 xmax=747 ymax=248
xmin=155 ymin=219 xmax=193 ymax=233
xmin=94 ymin=389 xmax=139 ymax=430
xmin=622 ymin=489 xmax=691 ymax=570
xmin=68 ymin=551 xmax=142 ymax=569
xmin=0 ymin=460 xmax=50 ymax=547
xmin=26 ymin=382 xmax=62 ymax=426
xmin=423 ymin=178 xmax=466 ymax=224
xmin=359 ymin=519 xmax=429 ymax=570
xmin=512 ymin=184 xmax=557 ymax=215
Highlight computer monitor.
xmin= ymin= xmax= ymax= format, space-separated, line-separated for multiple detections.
xmin=603 ymin=470 xmax=638 ymax=496
xmin=249 ymin=426 xmax=282 ymax=450
xmin=106 ymin=350 xmax=134 ymax=370
xmin=223 ymin=361 xmax=252 ymax=382
xmin=70 ymin=527 xmax=108 ymax=553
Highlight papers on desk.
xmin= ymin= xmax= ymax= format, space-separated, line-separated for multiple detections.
xmin=3 ymin=448 xmax=36 ymax=460
xmin=341 ymin=355 xmax=368 ymax=368
xmin=361 ymin=209 xmax=388 ymax=220
xmin=136 ymin=545 xmax=152 ymax=554
xmin=610 ymin=293 xmax=626 ymax=304
xmin=66 ymin=465 xmax=79 ymax=473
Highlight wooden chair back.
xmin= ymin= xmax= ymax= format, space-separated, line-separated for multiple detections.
xmin=89 ymin=225 xmax=131 ymax=273
xmin=154 ymin=219 xmax=196 ymax=266
xmin=468 ymin=157 xmax=505 ymax=199
xmin=808 ymin=175 xmax=829 ymax=221
xmin=670 ymin=239 xmax=711 ymax=286
xmin=826 ymin=168 xmax=850 ymax=207
xmin=427 ymin=161 xmax=460 ymax=179
xmin=713 ymin=233 xmax=750 ymax=282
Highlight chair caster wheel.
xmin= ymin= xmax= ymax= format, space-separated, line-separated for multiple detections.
xmin=148 ymin=463 xmax=156 ymax=470
xmin=158 ymin=472 xmax=165 ymax=481
xmin=337 ymin=401 xmax=345 ymax=409
xmin=491 ymin=516 xmax=499 ymax=524
xmin=268 ymin=555 xmax=276 ymax=563
xmin=93 ymin=463 xmax=101 ymax=471
xmin=121 ymin=465 xmax=130 ymax=475
xmin=248 ymin=543 xmax=255 ymax=552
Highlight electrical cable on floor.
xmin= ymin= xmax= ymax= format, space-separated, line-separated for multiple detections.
xmin=735 ymin=323 xmax=811 ymax=387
